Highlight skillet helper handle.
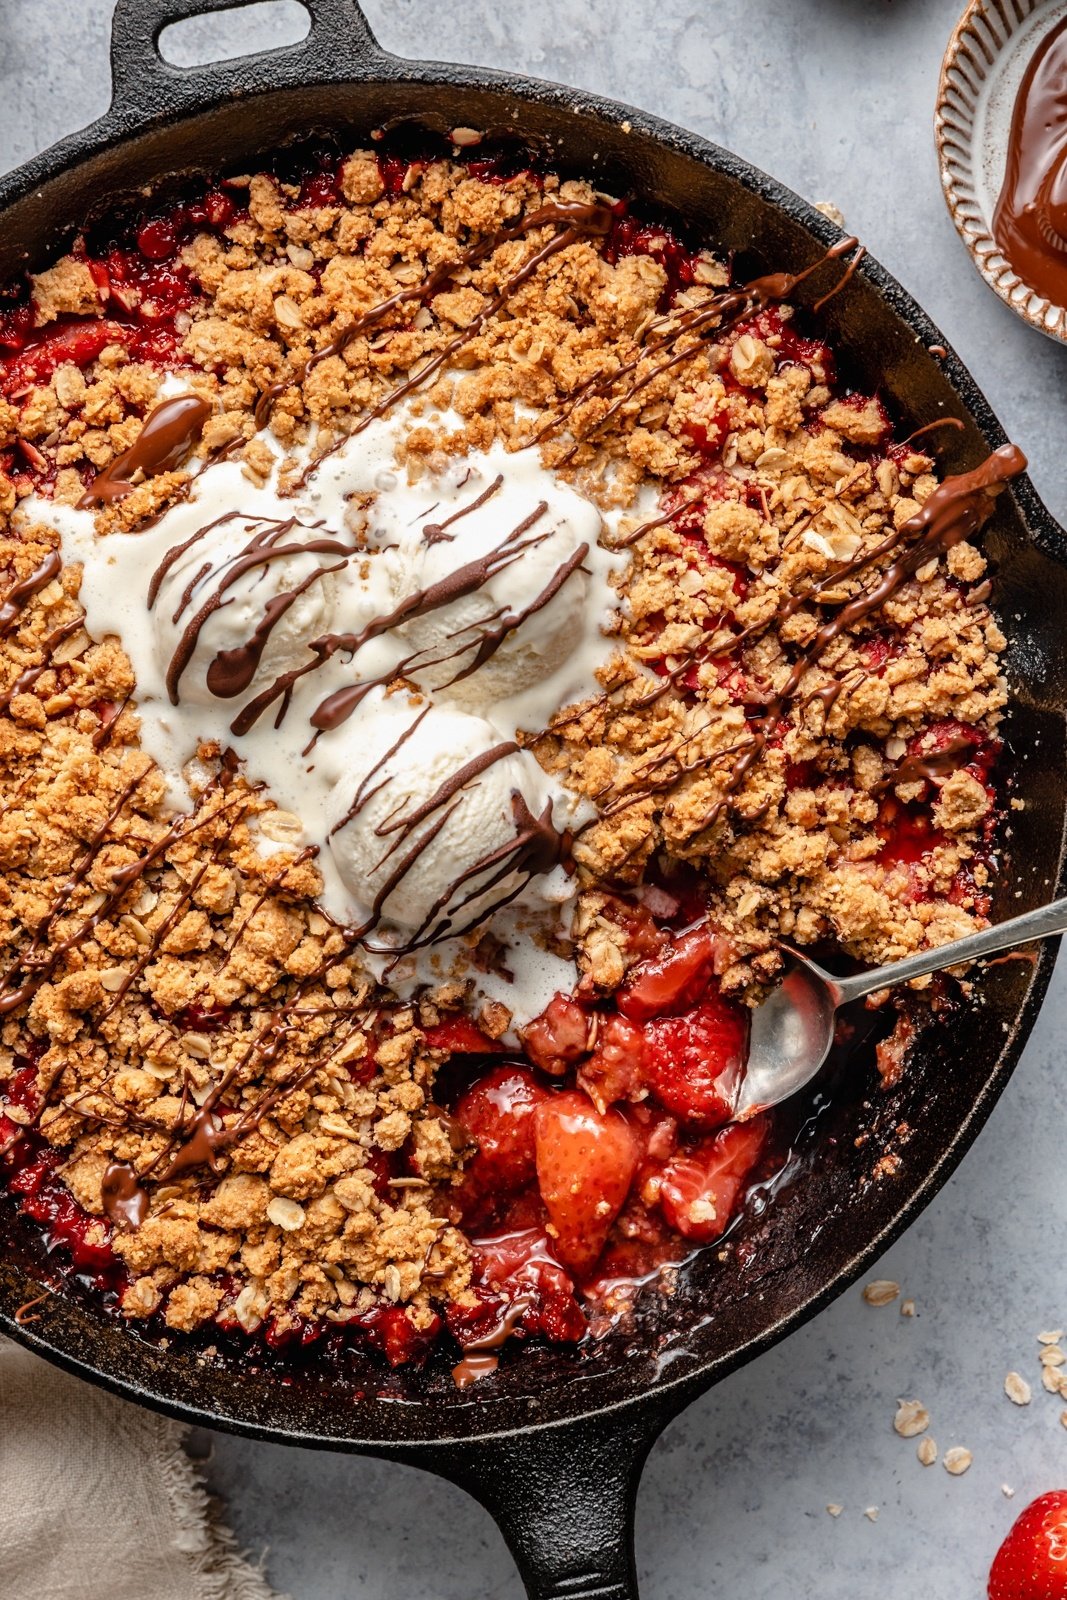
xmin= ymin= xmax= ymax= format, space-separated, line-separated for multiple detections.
xmin=436 ymin=1413 xmax=657 ymax=1600
xmin=108 ymin=0 xmax=389 ymax=120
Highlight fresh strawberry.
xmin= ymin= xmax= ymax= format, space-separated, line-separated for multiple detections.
xmin=577 ymin=1013 xmax=644 ymax=1111
xmin=989 ymin=1491 xmax=1067 ymax=1600
xmin=640 ymin=991 xmax=748 ymax=1128
xmin=451 ymin=1065 xmax=550 ymax=1225
xmin=656 ymin=1119 xmax=766 ymax=1242
xmin=617 ymin=923 xmax=723 ymax=1021
xmin=534 ymin=1090 xmax=638 ymax=1278
xmin=521 ymin=992 xmax=591 ymax=1075
xmin=422 ymin=1016 xmax=499 ymax=1055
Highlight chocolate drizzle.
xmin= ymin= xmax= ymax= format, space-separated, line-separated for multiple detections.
xmin=694 ymin=443 xmax=1026 ymax=831
xmin=451 ymin=1293 xmax=535 ymax=1387
xmin=0 ymin=551 xmax=62 ymax=637
xmin=993 ymin=14 xmax=1067 ymax=307
xmin=255 ymin=200 xmax=613 ymax=437
xmin=147 ymin=512 xmax=355 ymax=704
xmin=78 ymin=394 xmax=211 ymax=508
xmin=101 ymin=1161 xmax=149 ymax=1229
xmin=583 ymin=444 xmax=1026 ymax=838
xmin=226 ymin=505 xmax=557 ymax=739
xmin=875 ymin=735 xmax=979 ymax=793
xmin=532 ymin=236 xmax=862 ymax=458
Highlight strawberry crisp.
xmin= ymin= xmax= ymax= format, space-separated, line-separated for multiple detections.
xmin=0 ymin=138 xmax=1020 ymax=1381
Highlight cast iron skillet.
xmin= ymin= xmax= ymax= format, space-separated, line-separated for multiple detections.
xmin=1 ymin=3 xmax=1066 ymax=1595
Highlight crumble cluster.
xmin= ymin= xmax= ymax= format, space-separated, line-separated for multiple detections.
xmin=0 ymin=149 xmax=1005 ymax=1336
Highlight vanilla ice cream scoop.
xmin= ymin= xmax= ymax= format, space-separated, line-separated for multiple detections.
xmin=150 ymin=513 xmax=348 ymax=707
xmin=381 ymin=450 xmax=603 ymax=712
xmin=324 ymin=696 xmax=578 ymax=944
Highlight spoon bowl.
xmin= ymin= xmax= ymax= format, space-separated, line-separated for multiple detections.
xmin=734 ymin=890 xmax=1067 ymax=1120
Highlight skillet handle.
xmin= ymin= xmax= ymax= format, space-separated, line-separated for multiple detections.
xmin=424 ymin=1411 xmax=660 ymax=1600
xmin=108 ymin=0 xmax=391 ymax=120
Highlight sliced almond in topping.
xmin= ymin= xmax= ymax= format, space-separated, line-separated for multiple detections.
xmin=318 ymin=1113 xmax=361 ymax=1141
xmin=917 ymin=1438 xmax=938 ymax=1467
xmin=51 ymin=625 xmax=90 ymax=664
xmin=144 ymin=1058 xmax=178 ymax=1081
xmin=266 ymin=1196 xmax=305 ymax=1231
xmin=98 ymin=966 xmax=130 ymax=992
xmin=450 ymin=126 xmax=484 ymax=147
xmin=943 ymin=1447 xmax=972 ymax=1476
xmin=1005 ymin=1371 xmax=1032 ymax=1406
xmin=382 ymin=1264 xmax=402 ymax=1301
xmin=183 ymin=1032 xmax=213 ymax=1061
xmin=285 ymin=244 xmax=315 ymax=270
xmin=119 ymin=914 xmax=151 ymax=947
xmin=862 ymin=1279 xmax=900 ymax=1307
xmin=893 ymin=1399 xmax=930 ymax=1437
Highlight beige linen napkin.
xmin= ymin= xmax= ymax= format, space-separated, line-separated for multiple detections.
xmin=0 ymin=1337 xmax=287 ymax=1600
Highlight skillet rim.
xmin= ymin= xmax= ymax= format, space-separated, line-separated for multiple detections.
xmin=0 ymin=29 xmax=1065 ymax=1452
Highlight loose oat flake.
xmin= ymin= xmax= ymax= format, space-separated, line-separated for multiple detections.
xmin=863 ymin=1281 xmax=901 ymax=1308
xmin=894 ymin=1399 xmax=931 ymax=1437
xmin=944 ymin=1448 xmax=973 ymax=1477
xmin=1005 ymin=1371 xmax=1032 ymax=1406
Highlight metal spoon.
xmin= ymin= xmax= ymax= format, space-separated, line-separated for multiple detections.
xmin=733 ymin=893 xmax=1067 ymax=1120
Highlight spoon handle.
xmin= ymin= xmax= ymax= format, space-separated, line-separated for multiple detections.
xmin=834 ymin=893 xmax=1067 ymax=1004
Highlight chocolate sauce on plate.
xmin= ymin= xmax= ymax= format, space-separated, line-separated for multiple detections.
xmin=993 ymin=14 xmax=1067 ymax=306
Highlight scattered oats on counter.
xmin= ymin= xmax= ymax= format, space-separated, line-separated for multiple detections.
xmin=1005 ymin=1371 xmax=1032 ymax=1406
xmin=863 ymin=1280 xmax=901 ymax=1307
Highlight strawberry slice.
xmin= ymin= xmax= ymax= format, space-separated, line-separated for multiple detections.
xmin=521 ymin=992 xmax=591 ymax=1075
xmin=656 ymin=1120 xmax=766 ymax=1242
xmin=640 ymin=991 xmax=748 ymax=1128
xmin=989 ymin=1491 xmax=1067 ymax=1600
xmin=577 ymin=1013 xmax=644 ymax=1111
xmin=617 ymin=923 xmax=722 ymax=1021
xmin=534 ymin=1090 xmax=638 ymax=1278
xmin=451 ymin=1065 xmax=550 ymax=1225
xmin=422 ymin=1016 xmax=499 ymax=1055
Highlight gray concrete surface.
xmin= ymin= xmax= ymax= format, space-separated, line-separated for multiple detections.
xmin=3 ymin=1 xmax=1067 ymax=1594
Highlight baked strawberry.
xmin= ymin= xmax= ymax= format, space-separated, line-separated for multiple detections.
xmin=451 ymin=1065 xmax=550 ymax=1225
xmin=534 ymin=1090 xmax=639 ymax=1277
xmin=656 ymin=1119 xmax=766 ymax=1242
xmin=467 ymin=1229 xmax=586 ymax=1344
xmin=422 ymin=1015 xmax=500 ymax=1055
xmin=577 ymin=1013 xmax=644 ymax=1111
xmin=989 ymin=1491 xmax=1067 ymax=1600
xmin=640 ymin=991 xmax=748 ymax=1128
xmin=617 ymin=923 xmax=722 ymax=1021
xmin=521 ymin=993 xmax=591 ymax=1075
